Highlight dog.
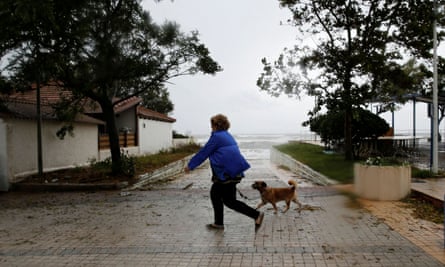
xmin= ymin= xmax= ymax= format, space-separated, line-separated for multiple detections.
xmin=252 ymin=180 xmax=301 ymax=214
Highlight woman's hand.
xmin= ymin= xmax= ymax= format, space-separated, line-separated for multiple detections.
xmin=184 ymin=166 xmax=191 ymax=173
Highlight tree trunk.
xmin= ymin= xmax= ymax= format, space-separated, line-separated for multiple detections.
xmin=344 ymin=107 xmax=353 ymax=160
xmin=343 ymin=64 xmax=354 ymax=161
xmin=101 ymin=101 xmax=122 ymax=175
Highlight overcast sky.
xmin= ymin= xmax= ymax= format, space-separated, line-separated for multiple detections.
xmin=142 ymin=0 xmax=444 ymax=136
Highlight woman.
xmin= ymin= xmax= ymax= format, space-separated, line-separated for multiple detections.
xmin=184 ymin=114 xmax=264 ymax=230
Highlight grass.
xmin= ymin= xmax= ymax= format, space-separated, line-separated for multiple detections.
xmin=274 ymin=142 xmax=354 ymax=183
xmin=274 ymin=141 xmax=441 ymax=183
xmin=276 ymin=141 xmax=444 ymax=225
xmin=132 ymin=144 xmax=200 ymax=174
xmin=24 ymin=143 xmax=201 ymax=184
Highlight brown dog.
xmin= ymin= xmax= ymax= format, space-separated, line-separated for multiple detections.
xmin=252 ymin=180 xmax=301 ymax=214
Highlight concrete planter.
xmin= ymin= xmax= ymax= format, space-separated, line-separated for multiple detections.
xmin=354 ymin=163 xmax=411 ymax=201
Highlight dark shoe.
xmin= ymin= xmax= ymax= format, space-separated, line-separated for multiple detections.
xmin=255 ymin=212 xmax=264 ymax=231
xmin=206 ymin=223 xmax=224 ymax=230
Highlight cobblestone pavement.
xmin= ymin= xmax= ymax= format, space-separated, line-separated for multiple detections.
xmin=0 ymin=157 xmax=444 ymax=266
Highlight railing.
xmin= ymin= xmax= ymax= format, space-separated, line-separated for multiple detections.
xmin=99 ymin=133 xmax=136 ymax=150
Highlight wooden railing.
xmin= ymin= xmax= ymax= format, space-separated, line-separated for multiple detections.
xmin=99 ymin=133 xmax=136 ymax=150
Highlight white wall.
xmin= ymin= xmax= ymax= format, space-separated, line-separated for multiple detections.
xmin=115 ymin=107 xmax=136 ymax=133
xmin=172 ymin=138 xmax=195 ymax=148
xmin=138 ymin=118 xmax=173 ymax=154
xmin=5 ymin=118 xmax=99 ymax=183
xmin=1 ymin=115 xmax=174 ymax=189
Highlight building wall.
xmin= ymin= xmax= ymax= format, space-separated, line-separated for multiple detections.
xmin=0 ymin=114 xmax=174 ymax=190
xmin=138 ymin=118 xmax=173 ymax=154
xmin=3 ymin=118 xmax=98 ymax=185
xmin=115 ymin=107 xmax=136 ymax=134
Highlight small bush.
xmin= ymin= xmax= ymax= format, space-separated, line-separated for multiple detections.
xmin=364 ymin=156 xmax=408 ymax=166
xmin=412 ymin=169 xmax=435 ymax=178
xmin=172 ymin=130 xmax=189 ymax=138
xmin=89 ymin=150 xmax=135 ymax=177
xmin=120 ymin=151 xmax=135 ymax=177
xmin=89 ymin=157 xmax=112 ymax=171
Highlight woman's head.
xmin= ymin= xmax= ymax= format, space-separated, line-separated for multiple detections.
xmin=211 ymin=114 xmax=230 ymax=131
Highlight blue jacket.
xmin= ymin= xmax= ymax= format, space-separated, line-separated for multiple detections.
xmin=188 ymin=130 xmax=250 ymax=181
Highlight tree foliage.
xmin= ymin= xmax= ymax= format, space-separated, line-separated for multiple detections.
xmin=0 ymin=0 xmax=221 ymax=174
xmin=140 ymin=87 xmax=174 ymax=114
xmin=258 ymin=0 xmax=445 ymax=160
xmin=305 ymin=108 xmax=389 ymax=158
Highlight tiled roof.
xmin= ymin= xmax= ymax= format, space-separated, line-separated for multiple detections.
xmin=0 ymin=84 xmax=102 ymax=124
xmin=113 ymin=97 xmax=142 ymax=114
xmin=84 ymin=96 xmax=175 ymax=123
xmin=6 ymin=82 xmax=72 ymax=105
xmin=137 ymin=106 xmax=176 ymax=123
xmin=1 ymin=83 xmax=176 ymax=124
xmin=82 ymin=96 xmax=142 ymax=114
xmin=0 ymin=100 xmax=104 ymax=124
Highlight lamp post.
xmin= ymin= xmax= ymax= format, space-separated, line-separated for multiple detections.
xmin=36 ymin=71 xmax=43 ymax=176
xmin=432 ymin=0 xmax=439 ymax=173
xmin=36 ymin=47 xmax=49 ymax=176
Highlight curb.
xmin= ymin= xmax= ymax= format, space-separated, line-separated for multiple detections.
xmin=270 ymin=147 xmax=337 ymax=186
xmin=10 ymin=155 xmax=195 ymax=192
xmin=10 ymin=182 xmax=127 ymax=192
xmin=125 ymin=155 xmax=195 ymax=191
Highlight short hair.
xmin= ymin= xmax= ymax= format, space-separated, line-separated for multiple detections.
xmin=211 ymin=114 xmax=230 ymax=131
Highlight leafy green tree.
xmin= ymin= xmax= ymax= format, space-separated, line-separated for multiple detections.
xmin=0 ymin=0 xmax=221 ymax=174
xmin=257 ymin=0 xmax=445 ymax=160
xmin=140 ymin=87 xmax=174 ymax=114
xmin=306 ymin=108 xmax=389 ymax=157
xmin=0 ymin=0 xmax=86 ymax=89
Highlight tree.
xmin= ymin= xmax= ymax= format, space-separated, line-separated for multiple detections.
xmin=140 ymin=87 xmax=174 ymax=114
xmin=306 ymin=108 xmax=389 ymax=158
xmin=0 ymin=0 xmax=87 ymax=88
xmin=0 ymin=0 xmax=221 ymax=174
xmin=257 ymin=0 xmax=445 ymax=160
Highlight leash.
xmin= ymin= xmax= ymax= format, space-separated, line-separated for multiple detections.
xmin=237 ymin=188 xmax=250 ymax=200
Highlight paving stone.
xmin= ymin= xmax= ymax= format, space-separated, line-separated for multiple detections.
xmin=0 ymin=157 xmax=443 ymax=266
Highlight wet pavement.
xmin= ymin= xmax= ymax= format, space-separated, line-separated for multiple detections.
xmin=1 ymin=155 xmax=444 ymax=266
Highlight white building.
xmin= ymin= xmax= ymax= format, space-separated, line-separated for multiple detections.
xmin=0 ymin=85 xmax=176 ymax=191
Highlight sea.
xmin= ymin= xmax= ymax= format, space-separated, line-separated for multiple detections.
xmin=191 ymin=133 xmax=321 ymax=188
xmin=191 ymin=132 xmax=445 ymax=170
xmin=192 ymin=133 xmax=319 ymax=161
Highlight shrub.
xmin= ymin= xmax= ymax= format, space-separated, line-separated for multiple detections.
xmin=364 ymin=157 xmax=407 ymax=166
xmin=172 ymin=130 xmax=189 ymax=138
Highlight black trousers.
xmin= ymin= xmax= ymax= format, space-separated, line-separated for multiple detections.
xmin=210 ymin=181 xmax=259 ymax=225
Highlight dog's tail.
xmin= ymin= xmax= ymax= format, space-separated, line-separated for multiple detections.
xmin=288 ymin=179 xmax=297 ymax=190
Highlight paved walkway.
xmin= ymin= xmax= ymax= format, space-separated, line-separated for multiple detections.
xmin=412 ymin=178 xmax=445 ymax=204
xmin=1 ymin=157 xmax=444 ymax=266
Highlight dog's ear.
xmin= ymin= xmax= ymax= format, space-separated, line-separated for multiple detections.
xmin=261 ymin=181 xmax=267 ymax=187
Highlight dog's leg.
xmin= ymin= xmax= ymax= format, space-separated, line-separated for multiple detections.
xmin=256 ymin=201 xmax=266 ymax=210
xmin=282 ymin=201 xmax=290 ymax=213
xmin=271 ymin=203 xmax=279 ymax=214
xmin=292 ymin=198 xmax=304 ymax=213
xmin=292 ymin=198 xmax=302 ymax=208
